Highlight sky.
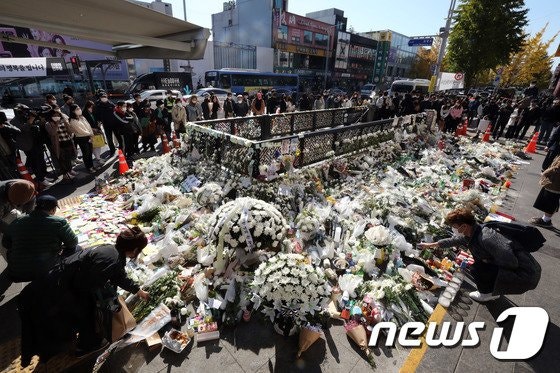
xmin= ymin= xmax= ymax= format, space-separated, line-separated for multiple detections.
xmin=170 ymin=0 xmax=560 ymax=69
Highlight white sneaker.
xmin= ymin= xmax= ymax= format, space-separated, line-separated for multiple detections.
xmin=469 ymin=291 xmax=500 ymax=302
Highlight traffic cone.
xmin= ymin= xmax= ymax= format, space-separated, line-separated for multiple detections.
xmin=455 ymin=122 xmax=462 ymax=137
xmin=118 ymin=149 xmax=129 ymax=174
xmin=161 ymin=134 xmax=171 ymax=154
xmin=172 ymin=132 xmax=180 ymax=149
xmin=15 ymin=157 xmax=36 ymax=185
xmin=461 ymin=119 xmax=468 ymax=135
xmin=524 ymin=132 xmax=539 ymax=153
xmin=482 ymin=124 xmax=492 ymax=142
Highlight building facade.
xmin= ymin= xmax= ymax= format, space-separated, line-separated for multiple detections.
xmin=361 ymin=30 xmax=419 ymax=90
xmin=272 ymin=10 xmax=335 ymax=91
xmin=128 ymin=0 xmax=173 ymax=16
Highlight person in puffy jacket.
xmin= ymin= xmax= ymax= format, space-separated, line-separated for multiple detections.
xmin=419 ymin=208 xmax=541 ymax=303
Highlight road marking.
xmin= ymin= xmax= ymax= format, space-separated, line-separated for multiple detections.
xmin=399 ymin=304 xmax=448 ymax=373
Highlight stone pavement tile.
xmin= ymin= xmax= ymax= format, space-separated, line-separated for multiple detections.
xmin=219 ymin=320 xmax=276 ymax=372
xmin=513 ymin=362 xmax=535 ymax=373
xmin=453 ymin=360 xmax=499 ymax=373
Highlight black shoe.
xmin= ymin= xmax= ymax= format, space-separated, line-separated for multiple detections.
xmin=529 ymin=217 xmax=552 ymax=227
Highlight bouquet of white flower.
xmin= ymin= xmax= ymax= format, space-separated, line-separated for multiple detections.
xmin=195 ymin=182 xmax=223 ymax=208
xmin=295 ymin=209 xmax=323 ymax=242
xmin=207 ymin=197 xmax=289 ymax=253
xmin=251 ymin=253 xmax=332 ymax=327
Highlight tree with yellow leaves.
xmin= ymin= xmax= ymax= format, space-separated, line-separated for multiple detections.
xmin=501 ymin=25 xmax=558 ymax=89
xmin=409 ymin=39 xmax=441 ymax=79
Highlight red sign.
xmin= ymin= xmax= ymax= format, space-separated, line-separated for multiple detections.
xmin=454 ymin=72 xmax=464 ymax=81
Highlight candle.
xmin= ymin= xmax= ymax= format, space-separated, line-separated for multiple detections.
xmin=334 ymin=227 xmax=342 ymax=242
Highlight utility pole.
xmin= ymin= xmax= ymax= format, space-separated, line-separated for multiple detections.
xmin=433 ymin=0 xmax=457 ymax=89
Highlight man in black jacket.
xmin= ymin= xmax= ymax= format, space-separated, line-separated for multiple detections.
xmin=233 ymin=94 xmax=249 ymax=117
xmin=223 ymin=92 xmax=235 ymax=118
xmin=94 ymin=92 xmax=122 ymax=157
xmin=514 ymin=100 xmax=541 ymax=140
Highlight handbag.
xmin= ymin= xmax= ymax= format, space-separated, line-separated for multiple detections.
xmin=111 ymin=296 xmax=137 ymax=341
xmin=92 ymin=134 xmax=106 ymax=148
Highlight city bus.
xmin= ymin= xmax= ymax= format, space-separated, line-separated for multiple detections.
xmin=389 ymin=79 xmax=430 ymax=96
xmin=204 ymin=69 xmax=299 ymax=97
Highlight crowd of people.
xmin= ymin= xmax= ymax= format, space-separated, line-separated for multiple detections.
xmin=0 ymin=180 xmax=149 ymax=363
xmin=1 ymin=83 xmax=559 ymax=193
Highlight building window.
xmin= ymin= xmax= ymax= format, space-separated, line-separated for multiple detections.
xmin=228 ymin=19 xmax=233 ymax=26
xmin=315 ymin=33 xmax=328 ymax=47
xmin=292 ymin=36 xmax=300 ymax=43
xmin=387 ymin=66 xmax=393 ymax=76
xmin=303 ymin=30 xmax=313 ymax=44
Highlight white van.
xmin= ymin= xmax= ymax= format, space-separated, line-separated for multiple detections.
xmin=389 ymin=79 xmax=430 ymax=96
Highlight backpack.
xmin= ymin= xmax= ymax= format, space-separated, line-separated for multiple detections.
xmin=483 ymin=221 xmax=545 ymax=252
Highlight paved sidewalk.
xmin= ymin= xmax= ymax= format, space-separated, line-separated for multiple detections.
xmin=0 ymin=142 xmax=558 ymax=373
xmin=416 ymin=147 xmax=560 ymax=373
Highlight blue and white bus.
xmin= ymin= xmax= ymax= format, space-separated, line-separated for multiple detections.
xmin=204 ymin=69 xmax=299 ymax=97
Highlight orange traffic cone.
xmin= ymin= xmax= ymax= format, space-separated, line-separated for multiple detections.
xmin=118 ymin=149 xmax=129 ymax=174
xmin=15 ymin=157 xmax=36 ymax=185
xmin=455 ymin=122 xmax=463 ymax=137
xmin=482 ymin=124 xmax=492 ymax=142
xmin=172 ymin=132 xmax=180 ymax=149
xmin=461 ymin=119 xmax=468 ymax=135
xmin=524 ymin=132 xmax=539 ymax=153
xmin=161 ymin=134 xmax=171 ymax=154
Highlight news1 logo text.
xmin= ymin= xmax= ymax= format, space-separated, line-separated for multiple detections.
xmin=368 ymin=307 xmax=549 ymax=360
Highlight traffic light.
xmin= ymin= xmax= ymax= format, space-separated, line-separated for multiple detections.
xmin=70 ymin=56 xmax=80 ymax=74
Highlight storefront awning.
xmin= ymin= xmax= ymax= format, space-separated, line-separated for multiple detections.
xmin=0 ymin=0 xmax=210 ymax=59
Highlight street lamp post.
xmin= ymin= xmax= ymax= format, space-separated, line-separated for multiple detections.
xmin=434 ymin=0 xmax=457 ymax=80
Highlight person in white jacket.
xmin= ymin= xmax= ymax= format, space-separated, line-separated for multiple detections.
xmin=68 ymin=104 xmax=95 ymax=173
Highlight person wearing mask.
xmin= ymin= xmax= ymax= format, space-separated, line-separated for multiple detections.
xmin=131 ymin=93 xmax=143 ymax=117
xmin=153 ymin=99 xmax=170 ymax=141
xmin=223 ymin=92 xmax=235 ymax=118
xmin=44 ymin=108 xmax=75 ymax=181
xmin=266 ymin=92 xmax=280 ymax=114
xmin=11 ymin=107 xmax=52 ymax=188
xmin=298 ymin=93 xmax=312 ymax=111
xmin=492 ymin=100 xmax=514 ymax=140
xmin=0 ymin=112 xmax=21 ymax=178
xmin=186 ymin=95 xmax=203 ymax=122
xmin=399 ymin=93 xmax=415 ymax=116
xmin=313 ymin=94 xmax=325 ymax=111
xmin=233 ymin=94 xmax=249 ymax=117
xmin=201 ymin=94 xmax=211 ymax=120
xmin=523 ymin=81 xmax=538 ymax=99
xmin=112 ymin=101 xmax=134 ymax=158
xmin=17 ymin=227 xmax=148 ymax=364
xmin=139 ymin=103 xmax=157 ymax=152
xmin=419 ymin=208 xmax=540 ymax=302
xmin=68 ymin=104 xmax=95 ymax=173
xmin=171 ymin=98 xmax=187 ymax=133
xmin=163 ymin=90 xmax=175 ymax=124
xmin=514 ymin=99 xmax=541 ymax=140
xmin=44 ymin=94 xmax=58 ymax=108
xmin=538 ymin=99 xmax=560 ymax=145
xmin=285 ymin=96 xmax=296 ymax=113
xmin=83 ymin=100 xmax=104 ymax=165
xmin=124 ymin=103 xmax=142 ymax=156
xmin=60 ymin=94 xmax=74 ymax=118
xmin=251 ymin=92 xmax=266 ymax=116
xmin=375 ymin=91 xmax=391 ymax=119
xmin=3 ymin=195 xmax=77 ymax=286
xmin=445 ymin=100 xmax=464 ymax=134
xmin=210 ymin=95 xmax=220 ymax=120
xmin=94 ymin=92 xmax=121 ymax=157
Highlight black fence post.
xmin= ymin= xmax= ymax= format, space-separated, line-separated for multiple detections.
xmin=261 ymin=115 xmax=272 ymax=140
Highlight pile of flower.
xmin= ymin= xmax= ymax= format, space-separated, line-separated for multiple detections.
xmin=251 ymin=253 xmax=332 ymax=326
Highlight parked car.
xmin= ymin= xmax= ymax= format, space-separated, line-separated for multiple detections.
xmin=360 ymin=84 xmax=376 ymax=99
xmin=125 ymin=89 xmax=182 ymax=109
